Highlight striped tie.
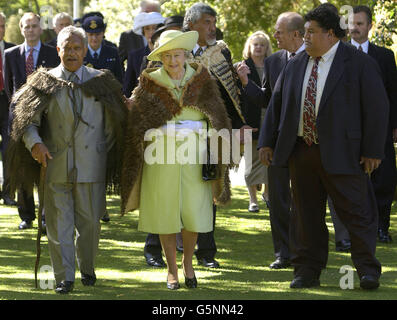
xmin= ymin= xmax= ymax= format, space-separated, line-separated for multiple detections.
xmin=194 ymin=47 xmax=203 ymax=57
xmin=302 ymin=57 xmax=321 ymax=146
xmin=25 ymin=47 xmax=34 ymax=76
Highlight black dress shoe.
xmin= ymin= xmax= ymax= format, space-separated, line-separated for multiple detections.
xmin=3 ymin=195 xmax=17 ymax=206
xmin=360 ymin=275 xmax=379 ymax=290
xmin=378 ymin=229 xmax=392 ymax=243
xmin=185 ymin=275 xmax=198 ymax=288
xmin=81 ymin=271 xmax=96 ymax=286
xmin=55 ymin=281 xmax=74 ymax=294
xmin=335 ymin=239 xmax=351 ymax=252
xmin=197 ymin=257 xmax=220 ymax=268
xmin=269 ymin=258 xmax=291 ymax=269
xmin=290 ymin=276 xmax=320 ymax=289
xmin=18 ymin=220 xmax=32 ymax=230
xmin=101 ymin=212 xmax=110 ymax=223
xmin=145 ymin=254 xmax=166 ymax=268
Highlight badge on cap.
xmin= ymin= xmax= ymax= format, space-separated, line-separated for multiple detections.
xmin=90 ymin=20 xmax=97 ymax=30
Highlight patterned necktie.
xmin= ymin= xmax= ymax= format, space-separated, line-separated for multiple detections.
xmin=302 ymin=56 xmax=321 ymax=146
xmin=93 ymin=52 xmax=98 ymax=59
xmin=0 ymin=53 xmax=4 ymax=92
xmin=358 ymin=45 xmax=363 ymax=52
xmin=194 ymin=47 xmax=203 ymax=57
xmin=68 ymin=73 xmax=82 ymax=122
xmin=289 ymin=52 xmax=296 ymax=60
xmin=25 ymin=47 xmax=34 ymax=76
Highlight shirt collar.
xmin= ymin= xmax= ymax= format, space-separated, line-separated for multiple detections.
xmin=193 ymin=44 xmax=207 ymax=54
xmin=312 ymin=40 xmax=340 ymax=63
xmin=62 ymin=65 xmax=84 ymax=82
xmin=24 ymin=40 xmax=41 ymax=53
xmin=351 ymin=39 xmax=369 ymax=53
xmin=288 ymin=42 xmax=305 ymax=59
xmin=88 ymin=44 xmax=102 ymax=57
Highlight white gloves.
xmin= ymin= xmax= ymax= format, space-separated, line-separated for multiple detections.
xmin=159 ymin=120 xmax=204 ymax=138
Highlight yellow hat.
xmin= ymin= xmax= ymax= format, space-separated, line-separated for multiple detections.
xmin=147 ymin=30 xmax=199 ymax=61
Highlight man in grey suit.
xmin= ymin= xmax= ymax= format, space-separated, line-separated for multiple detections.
xmin=9 ymin=26 xmax=126 ymax=294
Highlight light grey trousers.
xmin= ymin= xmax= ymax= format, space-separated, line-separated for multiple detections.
xmin=44 ymin=182 xmax=106 ymax=283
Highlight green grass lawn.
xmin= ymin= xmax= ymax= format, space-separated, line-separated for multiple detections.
xmin=0 ymin=186 xmax=396 ymax=300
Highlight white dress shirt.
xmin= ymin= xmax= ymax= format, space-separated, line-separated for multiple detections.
xmin=0 ymin=40 xmax=4 ymax=83
xmin=298 ymin=40 xmax=340 ymax=136
xmin=193 ymin=44 xmax=207 ymax=56
xmin=351 ymin=39 xmax=369 ymax=54
xmin=0 ymin=40 xmax=4 ymax=65
xmin=288 ymin=42 xmax=306 ymax=60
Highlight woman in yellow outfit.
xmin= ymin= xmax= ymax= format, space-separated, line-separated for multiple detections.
xmin=121 ymin=30 xmax=232 ymax=289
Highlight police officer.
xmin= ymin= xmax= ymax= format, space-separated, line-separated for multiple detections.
xmin=82 ymin=15 xmax=123 ymax=84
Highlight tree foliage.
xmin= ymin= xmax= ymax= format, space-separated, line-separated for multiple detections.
xmin=0 ymin=0 xmax=90 ymax=44
xmin=1 ymin=0 xmax=395 ymax=58
xmin=372 ymin=0 xmax=396 ymax=52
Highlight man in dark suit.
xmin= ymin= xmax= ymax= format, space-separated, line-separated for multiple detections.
xmin=239 ymin=12 xmax=350 ymax=268
xmin=46 ymin=12 xmax=73 ymax=48
xmin=241 ymin=12 xmax=306 ymax=270
xmin=118 ymin=0 xmax=161 ymax=67
xmin=4 ymin=12 xmax=59 ymax=229
xmin=258 ymin=4 xmax=389 ymax=290
xmin=349 ymin=5 xmax=397 ymax=244
xmin=82 ymin=16 xmax=123 ymax=84
xmin=0 ymin=12 xmax=17 ymax=206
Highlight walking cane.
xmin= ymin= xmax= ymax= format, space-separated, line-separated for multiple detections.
xmin=34 ymin=165 xmax=46 ymax=289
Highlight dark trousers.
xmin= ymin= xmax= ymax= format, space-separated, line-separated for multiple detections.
xmin=4 ymin=96 xmax=38 ymax=223
xmin=144 ymin=204 xmax=217 ymax=259
xmin=267 ymin=165 xmax=291 ymax=260
xmin=17 ymin=185 xmax=36 ymax=222
xmin=371 ymin=130 xmax=397 ymax=232
xmin=288 ymin=139 xmax=381 ymax=279
xmin=0 ymin=92 xmax=11 ymax=198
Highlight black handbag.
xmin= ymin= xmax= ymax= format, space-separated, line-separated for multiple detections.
xmin=202 ymin=120 xmax=219 ymax=181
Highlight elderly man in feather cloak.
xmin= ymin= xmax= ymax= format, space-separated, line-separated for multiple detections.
xmin=7 ymin=25 xmax=126 ymax=294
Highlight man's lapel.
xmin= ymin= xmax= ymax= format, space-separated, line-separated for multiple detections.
xmin=367 ymin=42 xmax=378 ymax=60
xmin=37 ymin=45 xmax=48 ymax=68
xmin=18 ymin=45 xmax=27 ymax=81
xmin=318 ymin=42 xmax=348 ymax=113
xmin=292 ymin=52 xmax=310 ymax=111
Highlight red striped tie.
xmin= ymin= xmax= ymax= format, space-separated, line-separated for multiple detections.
xmin=25 ymin=47 xmax=34 ymax=76
xmin=302 ymin=57 xmax=321 ymax=146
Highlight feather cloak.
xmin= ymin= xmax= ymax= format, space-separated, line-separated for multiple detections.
xmin=7 ymin=67 xmax=127 ymax=195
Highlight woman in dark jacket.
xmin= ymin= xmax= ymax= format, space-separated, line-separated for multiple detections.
xmin=236 ymin=31 xmax=272 ymax=212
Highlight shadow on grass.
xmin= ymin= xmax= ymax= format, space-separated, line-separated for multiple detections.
xmin=1 ymin=187 xmax=397 ymax=300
